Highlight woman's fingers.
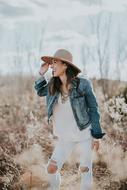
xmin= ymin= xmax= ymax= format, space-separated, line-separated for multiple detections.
xmin=41 ymin=62 xmax=48 ymax=67
xmin=39 ymin=62 xmax=49 ymax=75
xmin=92 ymin=139 xmax=100 ymax=151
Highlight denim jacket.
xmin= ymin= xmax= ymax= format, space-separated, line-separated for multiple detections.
xmin=34 ymin=76 xmax=106 ymax=139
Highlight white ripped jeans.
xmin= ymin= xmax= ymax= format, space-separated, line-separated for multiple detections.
xmin=45 ymin=136 xmax=93 ymax=190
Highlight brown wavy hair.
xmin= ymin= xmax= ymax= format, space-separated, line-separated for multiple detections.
xmin=48 ymin=61 xmax=79 ymax=95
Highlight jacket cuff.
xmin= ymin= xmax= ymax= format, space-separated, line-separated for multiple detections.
xmin=90 ymin=129 xmax=106 ymax=139
xmin=34 ymin=77 xmax=47 ymax=90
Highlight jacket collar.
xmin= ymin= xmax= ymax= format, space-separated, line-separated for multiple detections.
xmin=70 ymin=77 xmax=79 ymax=89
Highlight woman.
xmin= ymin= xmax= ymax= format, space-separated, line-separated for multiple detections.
xmin=34 ymin=49 xmax=105 ymax=190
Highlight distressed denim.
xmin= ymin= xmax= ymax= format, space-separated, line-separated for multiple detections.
xmin=34 ymin=76 xmax=106 ymax=139
xmin=45 ymin=136 xmax=93 ymax=190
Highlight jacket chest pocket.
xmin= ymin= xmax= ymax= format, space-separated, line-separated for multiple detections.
xmin=72 ymin=91 xmax=87 ymax=110
xmin=71 ymin=87 xmax=85 ymax=98
xmin=76 ymin=96 xmax=85 ymax=107
xmin=72 ymin=91 xmax=85 ymax=101
xmin=73 ymin=94 xmax=85 ymax=99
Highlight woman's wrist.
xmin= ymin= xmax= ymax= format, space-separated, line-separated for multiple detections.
xmin=92 ymin=138 xmax=100 ymax=142
xmin=39 ymin=71 xmax=45 ymax=76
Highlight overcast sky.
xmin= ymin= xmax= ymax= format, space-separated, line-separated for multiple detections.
xmin=0 ymin=0 xmax=127 ymax=81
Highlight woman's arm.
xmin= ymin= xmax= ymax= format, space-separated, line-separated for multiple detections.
xmin=85 ymin=79 xmax=106 ymax=139
xmin=34 ymin=75 xmax=48 ymax=97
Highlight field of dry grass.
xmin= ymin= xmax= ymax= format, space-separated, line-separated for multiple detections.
xmin=0 ymin=75 xmax=127 ymax=190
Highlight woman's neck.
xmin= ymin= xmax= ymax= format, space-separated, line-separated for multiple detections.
xmin=59 ymin=73 xmax=67 ymax=86
xmin=60 ymin=82 xmax=72 ymax=94
xmin=59 ymin=74 xmax=71 ymax=94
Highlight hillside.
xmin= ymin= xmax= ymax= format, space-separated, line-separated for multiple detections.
xmin=0 ymin=75 xmax=127 ymax=190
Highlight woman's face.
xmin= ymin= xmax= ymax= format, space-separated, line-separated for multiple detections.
xmin=50 ymin=59 xmax=67 ymax=77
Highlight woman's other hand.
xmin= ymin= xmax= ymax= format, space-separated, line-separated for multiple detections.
xmin=92 ymin=139 xmax=100 ymax=151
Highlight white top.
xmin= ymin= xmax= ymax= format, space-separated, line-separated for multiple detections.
xmin=52 ymin=93 xmax=92 ymax=141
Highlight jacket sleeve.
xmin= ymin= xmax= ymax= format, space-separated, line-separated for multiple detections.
xmin=34 ymin=76 xmax=48 ymax=97
xmin=85 ymin=79 xmax=106 ymax=139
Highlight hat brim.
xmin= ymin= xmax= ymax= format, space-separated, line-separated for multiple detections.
xmin=41 ymin=56 xmax=81 ymax=73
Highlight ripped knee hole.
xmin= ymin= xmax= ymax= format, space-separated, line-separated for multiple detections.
xmin=47 ymin=160 xmax=58 ymax=174
xmin=80 ymin=166 xmax=89 ymax=173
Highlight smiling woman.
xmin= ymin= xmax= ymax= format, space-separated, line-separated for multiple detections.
xmin=34 ymin=48 xmax=105 ymax=190
xmin=40 ymin=49 xmax=81 ymax=96
xmin=48 ymin=59 xmax=79 ymax=96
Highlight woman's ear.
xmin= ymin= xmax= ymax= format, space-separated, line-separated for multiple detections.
xmin=63 ymin=63 xmax=67 ymax=69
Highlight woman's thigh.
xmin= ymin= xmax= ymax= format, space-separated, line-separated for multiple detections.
xmin=47 ymin=140 xmax=76 ymax=171
xmin=78 ymin=137 xmax=93 ymax=168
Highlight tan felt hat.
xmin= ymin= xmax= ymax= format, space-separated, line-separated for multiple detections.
xmin=41 ymin=49 xmax=81 ymax=73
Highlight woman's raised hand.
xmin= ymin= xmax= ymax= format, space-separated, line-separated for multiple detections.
xmin=39 ymin=62 xmax=50 ymax=76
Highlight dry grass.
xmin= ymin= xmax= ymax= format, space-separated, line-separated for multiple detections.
xmin=0 ymin=75 xmax=127 ymax=190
